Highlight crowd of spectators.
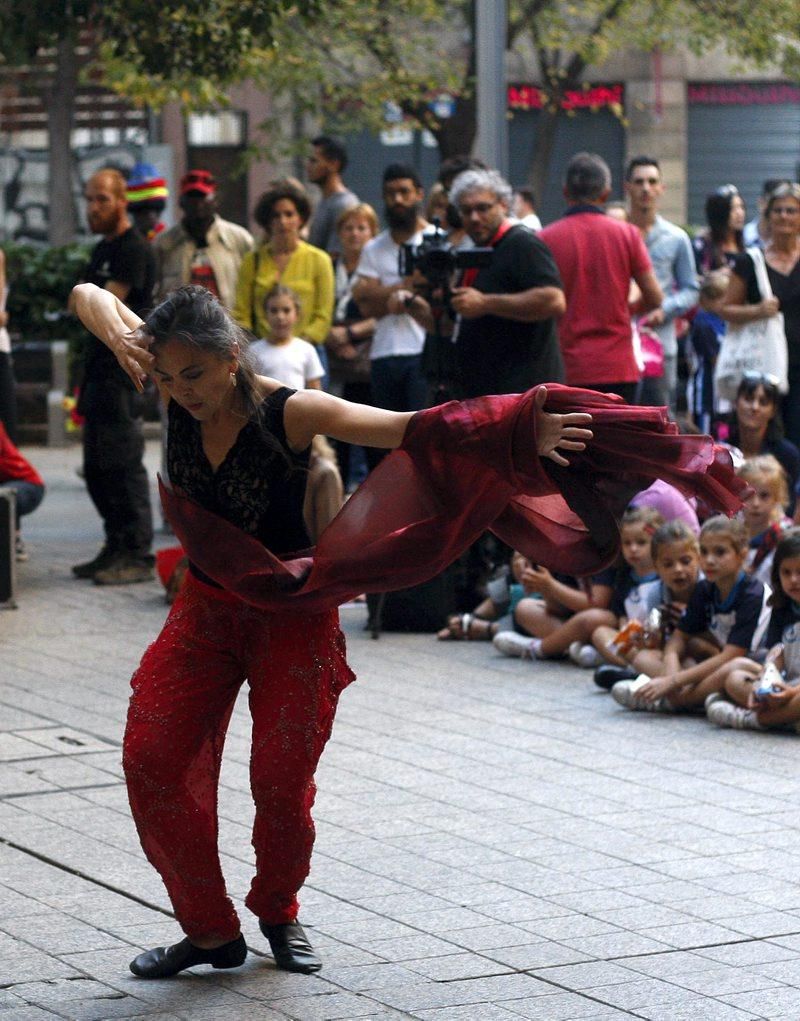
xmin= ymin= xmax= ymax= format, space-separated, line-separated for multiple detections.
xmin=2 ymin=136 xmax=800 ymax=739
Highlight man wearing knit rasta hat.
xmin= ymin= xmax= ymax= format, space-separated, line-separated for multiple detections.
xmin=126 ymin=162 xmax=169 ymax=241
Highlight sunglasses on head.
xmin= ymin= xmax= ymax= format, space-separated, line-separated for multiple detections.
xmin=741 ymin=371 xmax=779 ymax=390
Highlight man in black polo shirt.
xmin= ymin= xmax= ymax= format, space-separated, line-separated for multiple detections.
xmin=70 ymin=168 xmax=156 ymax=584
xmin=399 ymin=167 xmax=565 ymax=399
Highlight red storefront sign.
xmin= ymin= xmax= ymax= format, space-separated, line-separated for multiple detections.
xmin=688 ymin=83 xmax=800 ymax=105
xmin=508 ymin=83 xmax=624 ymax=111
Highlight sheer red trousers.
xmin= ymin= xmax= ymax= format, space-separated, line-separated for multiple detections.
xmin=122 ymin=573 xmax=355 ymax=943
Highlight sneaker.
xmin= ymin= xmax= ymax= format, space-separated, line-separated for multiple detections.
xmin=611 ymin=675 xmax=671 ymax=712
xmin=93 ymin=555 xmax=155 ymax=586
xmin=707 ymin=700 xmax=764 ymax=730
xmin=704 ymin=692 xmax=725 ymax=711
xmin=594 ymin=664 xmax=637 ymax=690
xmin=14 ymin=534 xmax=28 ymax=562
xmin=493 ymin=631 xmax=540 ymax=659
xmin=72 ymin=546 xmax=115 ymax=579
xmin=577 ymin=645 xmax=603 ymax=669
xmin=568 ymin=640 xmax=584 ymax=664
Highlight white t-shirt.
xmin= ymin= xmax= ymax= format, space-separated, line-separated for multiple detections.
xmin=248 ymin=337 xmax=324 ymax=390
xmin=355 ymin=228 xmax=428 ymax=360
xmin=518 ymin=213 xmax=542 ymax=231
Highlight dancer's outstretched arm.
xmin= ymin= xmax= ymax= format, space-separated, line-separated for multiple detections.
xmin=72 ymin=281 xmax=593 ymax=467
xmin=71 ymin=283 xmax=153 ymax=391
xmin=284 ymin=386 xmax=592 ymax=465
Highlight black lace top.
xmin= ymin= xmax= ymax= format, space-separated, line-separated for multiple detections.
xmin=167 ymin=387 xmax=310 ymax=583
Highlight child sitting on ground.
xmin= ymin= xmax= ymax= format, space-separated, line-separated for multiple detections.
xmin=738 ymin=455 xmax=793 ymax=586
xmin=492 ymin=506 xmax=662 ymax=665
xmin=707 ymin=528 xmax=800 ymax=731
xmin=437 ymin=550 xmax=532 ymax=641
xmin=593 ymin=519 xmax=702 ymax=689
xmin=612 ymin=515 xmax=771 ymax=713
xmin=248 ymin=284 xmax=324 ymax=390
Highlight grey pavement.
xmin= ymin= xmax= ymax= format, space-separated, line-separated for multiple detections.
xmin=2 ymin=440 xmax=800 ymax=1021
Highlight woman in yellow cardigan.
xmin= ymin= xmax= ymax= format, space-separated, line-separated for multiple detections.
xmin=234 ymin=179 xmax=334 ymax=352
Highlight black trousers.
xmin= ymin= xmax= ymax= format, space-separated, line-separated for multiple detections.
xmin=81 ymin=378 xmax=153 ymax=558
xmin=0 ymin=351 xmax=18 ymax=443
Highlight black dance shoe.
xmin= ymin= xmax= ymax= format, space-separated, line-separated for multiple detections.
xmin=594 ymin=664 xmax=638 ymax=690
xmin=259 ymin=920 xmax=322 ymax=973
xmin=129 ymin=934 xmax=247 ymax=978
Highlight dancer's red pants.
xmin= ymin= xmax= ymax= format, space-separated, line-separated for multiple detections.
xmin=122 ymin=573 xmax=355 ymax=943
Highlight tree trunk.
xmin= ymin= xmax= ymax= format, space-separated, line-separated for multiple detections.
xmin=431 ymin=92 xmax=478 ymax=160
xmin=46 ymin=32 xmax=79 ymax=246
xmin=527 ymin=103 xmax=559 ymax=204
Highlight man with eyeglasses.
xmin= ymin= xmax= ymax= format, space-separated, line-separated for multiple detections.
xmin=398 ymin=167 xmax=566 ymax=399
xmin=625 ymin=155 xmax=698 ymax=411
xmin=539 ymin=152 xmax=663 ymax=403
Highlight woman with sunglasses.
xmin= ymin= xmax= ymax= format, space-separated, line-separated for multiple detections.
xmin=693 ymin=184 xmax=746 ymax=274
xmin=722 ymin=183 xmax=800 ymax=449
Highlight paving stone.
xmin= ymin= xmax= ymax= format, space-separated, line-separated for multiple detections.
xmin=404 ymin=952 xmax=512 ymax=982
xmin=485 ymin=941 xmax=592 ymax=970
xmin=248 ymin=991 xmax=382 ymax=1019
xmin=375 ymin=973 xmax=553 ymax=1012
xmin=5 ymin=441 xmax=800 ymax=1020
xmin=444 ymin=924 xmax=544 ymax=952
xmin=557 ymin=930 xmax=673 ymax=959
xmin=720 ymin=984 xmax=800 ymax=1016
xmin=412 ymin=1004 xmax=518 ymax=1021
xmin=495 ymin=990 xmax=636 ymax=1020
xmin=639 ymin=921 xmax=746 ymax=950
xmin=413 ymin=1005 xmax=522 ymax=1020
xmin=530 ymin=960 xmax=641 ymax=989
xmin=633 ymin=1000 xmax=764 ymax=1020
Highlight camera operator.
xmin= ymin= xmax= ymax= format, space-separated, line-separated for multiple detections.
xmin=351 ymin=164 xmax=431 ymax=417
xmin=398 ymin=168 xmax=566 ymax=399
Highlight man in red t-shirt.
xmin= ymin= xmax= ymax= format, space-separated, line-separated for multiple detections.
xmin=0 ymin=421 xmax=45 ymax=561
xmin=539 ymin=152 xmax=663 ymax=401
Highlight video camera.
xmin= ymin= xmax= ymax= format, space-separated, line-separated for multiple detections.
xmin=398 ymin=219 xmax=493 ymax=310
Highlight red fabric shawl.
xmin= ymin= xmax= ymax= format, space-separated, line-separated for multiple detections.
xmin=158 ymin=384 xmax=748 ymax=613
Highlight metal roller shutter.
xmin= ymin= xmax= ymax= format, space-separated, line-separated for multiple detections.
xmin=688 ymin=83 xmax=800 ymax=225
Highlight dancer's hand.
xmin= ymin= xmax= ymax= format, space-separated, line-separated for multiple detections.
xmin=114 ymin=329 xmax=155 ymax=393
xmin=71 ymin=283 xmax=151 ymax=391
xmin=534 ymin=387 xmax=593 ymax=466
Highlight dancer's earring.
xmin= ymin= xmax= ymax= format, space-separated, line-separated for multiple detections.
xmin=230 ymin=369 xmax=238 ymax=388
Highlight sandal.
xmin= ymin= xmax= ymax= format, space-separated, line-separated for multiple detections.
xmin=436 ymin=613 xmax=494 ymax=641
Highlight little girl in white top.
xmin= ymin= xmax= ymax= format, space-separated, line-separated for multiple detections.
xmin=248 ymin=284 xmax=324 ymax=391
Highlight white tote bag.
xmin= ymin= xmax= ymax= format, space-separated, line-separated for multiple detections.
xmin=714 ymin=247 xmax=788 ymax=402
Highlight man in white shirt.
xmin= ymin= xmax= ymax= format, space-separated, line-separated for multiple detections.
xmin=352 ymin=163 xmax=430 ymax=415
xmin=625 ymin=156 xmax=698 ymax=410
xmin=512 ymin=186 xmax=542 ymax=231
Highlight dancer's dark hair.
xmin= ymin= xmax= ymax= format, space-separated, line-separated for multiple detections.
xmin=141 ymin=285 xmax=289 ymax=461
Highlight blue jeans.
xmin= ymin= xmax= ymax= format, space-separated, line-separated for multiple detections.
xmin=0 ymin=480 xmax=45 ymax=525
xmin=370 ymin=354 xmax=427 ymax=413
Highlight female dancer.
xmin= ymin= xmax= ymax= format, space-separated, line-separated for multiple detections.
xmin=71 ymin=281 xmax=594 ymax=979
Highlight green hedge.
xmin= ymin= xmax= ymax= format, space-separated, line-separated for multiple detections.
xmin=2 ymin=241 xmax=91 ymax=348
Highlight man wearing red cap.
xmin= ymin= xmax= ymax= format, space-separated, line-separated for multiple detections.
xmin=153 ymin=170 xmax=253 ymax=310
